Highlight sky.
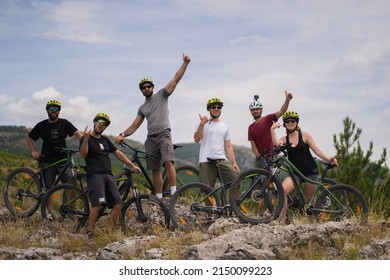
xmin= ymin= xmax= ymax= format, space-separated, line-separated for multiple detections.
xmin=1 ymin=0 xmax=389 ymax=166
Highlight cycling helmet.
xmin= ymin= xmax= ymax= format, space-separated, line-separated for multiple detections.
xmin=282 ymin=111 xmax=299 ymax=122
xmin=93 ymin=112 xmax=111 ymax=126
xmin=206 ymin=98 xmax=223 ymax=110
xmin=249 ymin=95 xmax=263 ymax=110
xmin=46 ymin=100 xmax=61 ymax=109
xmin=139 ymin=78 xmax=154 ymax=89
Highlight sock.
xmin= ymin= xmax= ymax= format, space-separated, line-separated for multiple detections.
xmin=170 ymin=186 xmax=177 ymax=195
xmin=156 ymin=193 xmax=163 ymax=198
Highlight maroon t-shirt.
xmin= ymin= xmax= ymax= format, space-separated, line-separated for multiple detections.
xmin=248 ymin=113 xmax=277 ymax=154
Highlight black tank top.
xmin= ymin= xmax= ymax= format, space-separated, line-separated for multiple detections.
xmin=286 ymin=131 xmax=318 ymax=177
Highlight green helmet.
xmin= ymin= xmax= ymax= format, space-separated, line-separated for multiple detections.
xmin=139 ymin=78 xmax=154 ymax=89
xmin=46 ymin=100 xmax=61 ymax=109
xmin=282 ymin=111 xmax=299 ymax=122
xmin=93 ymin=112 xmax=111 ymax=126
xmin=206 ymin=97 xmax=223 ymax=110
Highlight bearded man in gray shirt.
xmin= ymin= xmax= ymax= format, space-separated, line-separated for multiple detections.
xmin=115 ymin=53 xmax=191 ymax=198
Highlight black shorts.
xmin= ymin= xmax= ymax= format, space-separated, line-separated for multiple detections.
xmin=87 ymin=174 xmax=121 ymax=208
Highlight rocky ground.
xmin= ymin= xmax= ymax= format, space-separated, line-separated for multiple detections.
xmin=0 ymin=208 xmax=389 ymax=260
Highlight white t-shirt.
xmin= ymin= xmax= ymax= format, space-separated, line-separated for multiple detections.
xmin=197 ymin=120 xmax=231 ymax=163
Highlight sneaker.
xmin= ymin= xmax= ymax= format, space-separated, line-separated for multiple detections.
xmin=47 ymin=212 xmax=54 ymax=221
xmin=86 ymin=231 xmax=94 ymax=239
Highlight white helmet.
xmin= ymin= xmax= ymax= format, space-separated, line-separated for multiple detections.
xmin=249 ymin=95 xmax=263 ymax=109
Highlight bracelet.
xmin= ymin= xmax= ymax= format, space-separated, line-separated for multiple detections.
xmin=119 ymin=133 xmax=125 ymax=137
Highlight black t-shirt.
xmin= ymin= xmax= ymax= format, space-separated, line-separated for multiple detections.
xmin=79 ymin=135 xmax=117 ymax=177
xmin=286 ymin=131 xmax=318 ymax=177
xmin=28 ymin=118 xmax=78 ymax=163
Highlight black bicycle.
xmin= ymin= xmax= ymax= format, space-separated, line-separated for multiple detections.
xmin=3 ymin=148 xmax=85 ymax=218
xmin=40 ymin=167 xmax=171 ymax=234
xmin=169 ymin=158 xmax=280 ymax=230
xmin=116 ymin=141 xmax=199 ymax=197
xmin=230 ymin=144 xmax=368 ymax=224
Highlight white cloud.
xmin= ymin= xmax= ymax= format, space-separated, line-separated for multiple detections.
xmin=32 ymin=86 xmax=62 ymax=100
xmin=31 ymin=1 xmax=131 ymax=45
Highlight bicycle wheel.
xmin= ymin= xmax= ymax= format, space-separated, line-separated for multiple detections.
xmin=316 ymin=184 xmax=368 ymax=223
xmin=229 ymin=168 xmax=285 ymax=224
xmin=3 ymin=167 xmax=42 ymax=217
xmin=170 ymin=182 xmax=220 ymax=231
xmin=120 ymin=194 xmax=170 ymax=235
xmin=41 ymin=183 xmax=89 ymax=231
xmin=163 ymin=165 xmax=200 ymax=196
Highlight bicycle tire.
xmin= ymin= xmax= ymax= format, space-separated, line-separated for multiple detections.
xmin=120 ymin=194 xmax=170 ymax=235
xmin=170 ymin=182 xmax=220 ymax=231
xmin=41 ymin=183 xmax=89 ymax=231
xmin=316 ymin=184 xmax=368 ymax=223
xmin=162 ymin=165 xmax=200 ymax=196
xmin=3 ymin=167 xmax=42 ymax=217
xmin=229 ymin=168 xmax=285 ymax=224
xmin=322 ymin=177 xmax=338 ymax=187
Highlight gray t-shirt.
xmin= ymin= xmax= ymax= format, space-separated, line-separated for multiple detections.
xmin=137 ymin=88 xmax=170 ymax=135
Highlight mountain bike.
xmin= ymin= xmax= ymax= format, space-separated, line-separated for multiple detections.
xmin=169 ymin=157 xmax=283 ymax=230
xmin=3 ymin=148 xmax=85 ymax=218
xmin=116 ymin=141 xmax=199 ymax=196
xmin=230 ymin=144 xmax=369 ymax=224
xmin=40 ymin=167 xmax=170 ymax=234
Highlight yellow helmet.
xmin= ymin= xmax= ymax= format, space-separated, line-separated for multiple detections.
xmin=46 ymin=100 xmax=61 ymax=109
xmin=206 ymin=97 xmax=223 ymax=110
xmin=282 ymin=111 xmax=299 ymax=122
xmin=93 ymin=112 xmax=111 ymax=126
xmin=139 ymin=78 xmax=154 ymax=89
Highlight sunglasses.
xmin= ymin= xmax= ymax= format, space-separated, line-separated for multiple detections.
xmin=48 ymin=106 xmax=60 ymax=112
xmin=284 ymin=119 xmax=297 ymax=124
xmin=141 ymin=85 xmax=153 ymax=90
xmin=96 ymin=119 xmax=108 ymax=126
xmin=211 ymin=105 xmax=222 ymax=110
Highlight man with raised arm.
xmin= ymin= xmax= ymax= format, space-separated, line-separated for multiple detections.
xmin=115 ymin=53 xmax=191 ymax=198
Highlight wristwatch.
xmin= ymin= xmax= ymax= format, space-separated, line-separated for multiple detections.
xmin=119 ymin=133 xmax=125 ymax=137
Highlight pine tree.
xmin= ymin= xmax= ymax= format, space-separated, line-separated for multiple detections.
xmin=330 ymin=117 xmax=389 ymax=218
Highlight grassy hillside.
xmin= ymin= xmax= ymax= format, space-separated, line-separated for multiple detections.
xmin=0 ymin=125 xmax=255 ymax=171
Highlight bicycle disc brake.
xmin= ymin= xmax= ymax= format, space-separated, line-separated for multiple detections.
xmin=221 ymin=205 xmax=234 ymax=218
xmin=251 ymin=190 xmax=264 ymax=202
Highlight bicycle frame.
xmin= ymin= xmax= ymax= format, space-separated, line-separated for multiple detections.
xmin=30 ymin=149 xmax=78 ymax=201
xmin=192 ymin=159 xmax=234 ymax=216
xmin=270 ymin=151 xmax=346 ymax=215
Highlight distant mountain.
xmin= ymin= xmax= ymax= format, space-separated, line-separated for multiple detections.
xmin=0 ymin=125 xmax=255 ymax=170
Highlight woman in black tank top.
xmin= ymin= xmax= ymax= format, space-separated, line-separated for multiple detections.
xmin=270 ymin=111 xmax=338 ymax=224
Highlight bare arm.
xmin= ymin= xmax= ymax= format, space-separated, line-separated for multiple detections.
xmin=73 ymin=130 xmax=83 ymax=140
xmin=115 ymin=115 xmax=144 ymax=144
xmin=165 ymin=53 xmax=191 ymax=95
xmin=270 ymin=121 xmax=281 ymax=146
xmin=194 ymin=114 xmax=209 ymax=143
xmin=250 ymin=140 xmax=260 ymax=158
xmin=274 ymin=90 xmax=294 ymax=119
xmin=79 ymin=126 xmax=91 ymax=158
xmin=114 ymin=150 xmax=141 ymax=173
xmin=225 ymin=139 xmax=240 ymax=173
xmin=26 ymin=136 xmax=39 ymax=160
xmin=303 ymin=131 xmax=337 ymax=164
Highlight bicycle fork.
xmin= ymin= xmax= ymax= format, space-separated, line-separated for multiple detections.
xmin=131 ymin=185 xmax=148 ymax=222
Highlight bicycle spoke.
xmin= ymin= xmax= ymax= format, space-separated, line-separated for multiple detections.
xmin=316 ymin=184 xmax=368 ymax=223
xmin=170 ymin=182 xmax=219 ymax=230
xmin=121 ymin=194 xmax=170 ymax=235
xmin=3 ymin=168 xmax=41 ymax=217
xmin=230 ymin=168 xmax=284 ymax=224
